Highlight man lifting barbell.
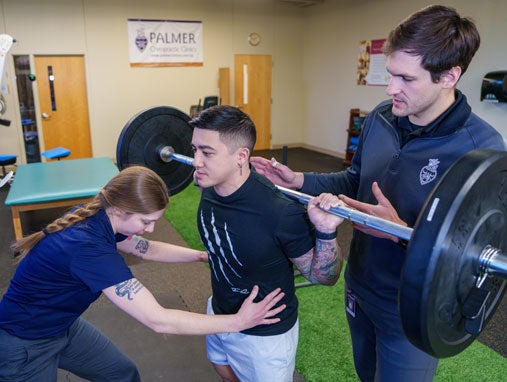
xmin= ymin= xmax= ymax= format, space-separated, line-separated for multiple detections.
xmin=251 ymin=4 xmax=506 ymax=381
xmin=188 ymin=105 xmax=346 ymax=382
xmin=117 ymin=105 xmax=347 ymax=381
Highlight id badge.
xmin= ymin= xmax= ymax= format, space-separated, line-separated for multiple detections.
xmin=345 ymin=288 xmax=356 ymax=317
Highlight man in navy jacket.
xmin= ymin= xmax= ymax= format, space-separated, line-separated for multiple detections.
xmin=251 ymin=5 xmax=505 ymax=381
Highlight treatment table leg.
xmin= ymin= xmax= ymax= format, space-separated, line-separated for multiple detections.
xmin=11 ymin=206 xmax=22 ymax=240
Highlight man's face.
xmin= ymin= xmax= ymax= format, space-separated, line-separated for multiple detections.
xmin=191 ymin=128 xmax=239 ymax=194
xmin=385 ymin=51 xmax=449 ymax=126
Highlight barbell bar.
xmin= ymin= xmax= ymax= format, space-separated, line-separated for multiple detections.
xmin=161 ymin=146 xmax=507 ymax=283
xmin=116 ymin=105 xmax=507 ymax=359
xmin=158 ymin=144 xmax=415 ymax=241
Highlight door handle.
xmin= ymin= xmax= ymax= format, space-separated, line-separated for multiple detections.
xmin=41 ymin=112 xmax=50 ymax=119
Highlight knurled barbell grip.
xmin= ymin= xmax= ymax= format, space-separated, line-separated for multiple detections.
xmin=276 ymin=186 xmax=414 ymax=241
xmin=167 ymin=151 xmax=414 ymax=241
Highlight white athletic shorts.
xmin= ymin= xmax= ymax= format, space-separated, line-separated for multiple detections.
xmin=206 ymin=296 xmax=299 ymax=382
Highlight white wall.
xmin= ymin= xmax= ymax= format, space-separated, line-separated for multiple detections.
xmin=303 ymin=0 xmax=507 ymax=156
xmin=1 ymin=0 xmax=506 ymax=162
xmin=0 ymin=0 xmax=89 ymax=160
xmin=0 ymin=0 xmax=305 ymax=161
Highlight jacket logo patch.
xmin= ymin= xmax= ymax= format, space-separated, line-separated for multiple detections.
xmin=420 ymin=158 xmax=440 ymax=185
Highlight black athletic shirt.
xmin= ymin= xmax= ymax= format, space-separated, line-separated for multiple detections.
xmin=198 ymin=169 xmax=314 ymax=336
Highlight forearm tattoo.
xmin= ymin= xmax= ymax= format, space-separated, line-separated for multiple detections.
xmin=115 ymin=279 xmax=144 ymax=300
xmin=310 ymin=240 xmax=341 ymax=284
xmin=127 ymin=236 xmax=150 ymax=258
xmin=135 ymin=238 xmax=149 ymax=254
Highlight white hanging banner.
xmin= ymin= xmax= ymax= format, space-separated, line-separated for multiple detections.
xmin=127 ymin=19 xmax=203 ymax=67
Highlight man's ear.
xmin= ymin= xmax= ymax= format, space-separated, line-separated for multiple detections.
xmin=238 ymin=147 xmax=250 ymax=166
xmin=440 ymin=66 xmax=462 ymax=88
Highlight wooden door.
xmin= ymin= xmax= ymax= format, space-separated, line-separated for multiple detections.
xmin=234 ymin=55 xmax=271 ymax=150
xmin=34 ymin=55 xmax=92 ymax=159
xmin=218 ymin=67 xmax=231 ymax=106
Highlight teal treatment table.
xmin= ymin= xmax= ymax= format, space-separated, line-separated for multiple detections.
xmin=5 ymin=157 xmax=119 ymax=239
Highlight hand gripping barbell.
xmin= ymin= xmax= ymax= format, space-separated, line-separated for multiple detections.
xmin=116 ymin=105 xmax=507 ymax=359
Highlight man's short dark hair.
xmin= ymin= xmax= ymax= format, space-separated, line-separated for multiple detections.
xmin=189 ymin=105 xmax=257 ymax=154
xmin=383 ymin=5 xmax=480 ymax=82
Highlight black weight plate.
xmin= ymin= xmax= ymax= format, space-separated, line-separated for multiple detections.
xmin=400 ymin=149 xmax=507 ymax=358
xmin=116 ymin=106 xmax=194 ymax=195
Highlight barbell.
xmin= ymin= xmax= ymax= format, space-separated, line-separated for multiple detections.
xmin=116 ymin=105 xmax=507 ymax=359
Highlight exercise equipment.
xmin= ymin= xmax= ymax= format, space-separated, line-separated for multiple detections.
xmin=116 ymin=106 xmax=194 ymax=196
xmin=0 ymin=170 xmax=13 ymax=188
xmin=0 ymin=154 xmax=17 ymax=186
xmin=0 ymin=154 xmax=17 ymax=176
xmin=42 ymin=146 xmax=71 ymax=161
xmin=116 ymin=105 xmax=507 ymax=358
xmin=0 ymin=35 xmax=13 ymax=84
xmin=0 ymin=34 xmax=14 ymax=125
